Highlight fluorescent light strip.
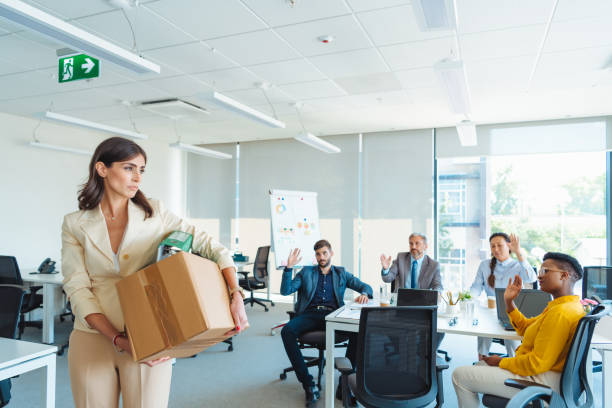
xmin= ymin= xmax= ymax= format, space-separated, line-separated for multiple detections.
xmin=413 ymin=0 xmax=456 ymax=31
xmin=0 ymin=0 xmax=160 ymax=74
xmin=294 ymin=132 xmax=341 ymax=154
xmin=434 ymin=59 xmax=471 ymax=115
xmin=455 ymin=121 xmax=477 ymax=146
xmin=169 ymin=142 xmax=232 ymax=160
xmin=44 ymin=111 xmax=148 ymax=140
xmin=210 ymin=91 xmax=286 ymax=129
xmin=29 ymin=141 xmax=92 ymax=156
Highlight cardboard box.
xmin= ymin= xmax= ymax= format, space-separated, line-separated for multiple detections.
xmin=116 ymin=252 xmax=236 ymax=362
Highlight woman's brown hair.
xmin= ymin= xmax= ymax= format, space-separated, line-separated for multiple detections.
xmin=78 ymin=137 xmax=153 ymax=218
xmin=488 ymin=232 xmax=511 ymax=288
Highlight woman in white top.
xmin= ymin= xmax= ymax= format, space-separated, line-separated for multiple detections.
xmin=469 ymin=232 xmax=537 ymax=359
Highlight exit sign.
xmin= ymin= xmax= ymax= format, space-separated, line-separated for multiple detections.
xmin=58 ymin=54 xmax=99 ymax=83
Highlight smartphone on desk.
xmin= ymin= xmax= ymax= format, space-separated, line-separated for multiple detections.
xmin=33 ymin=257 xmax=57 ymax=274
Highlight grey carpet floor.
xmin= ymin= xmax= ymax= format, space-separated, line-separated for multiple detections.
xmin=9 ymin=303 xmax=603 ymax=407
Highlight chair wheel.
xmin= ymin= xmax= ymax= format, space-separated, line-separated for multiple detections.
xmin=265 ymin=307 xmax=269 ymax=312
xmin=227 ymin=345 xmax=233 ymax=352
xmin=445 ymin=356 xmax=451 ymax=362
xmin=280 ymin=373 xmax=287 ymax=380
xmin=270 ymin=302 xmax=275 ymax=306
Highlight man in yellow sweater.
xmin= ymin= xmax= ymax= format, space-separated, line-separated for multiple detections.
xmin=452 ymin=252 xmax=585 ymax=407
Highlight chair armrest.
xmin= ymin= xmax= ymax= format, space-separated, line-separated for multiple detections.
xmin=237 ymin=271 xmax=249 ymax=279
xmin=436 ymin=357 xmax=449 ymax=371
xmin=504 ymin=379 xmax=550 ymax=390
xmin=334 ymin=357 xmax=353 ymax=374
xmin=286 ymin=311 xmax=296 ymax=320
xmin=29 ymin=285 xmax=43 ymax=294
xmin=506 ymin=386 xmax=553 ymax=408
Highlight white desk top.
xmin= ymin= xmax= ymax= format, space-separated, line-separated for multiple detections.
xmin=0 ymin=338 xmax=57 ymax=370
xmin=327 ymin=304 xmax=612 ymax=343
xmin=21 ymin=270 xmax=64 ymax=285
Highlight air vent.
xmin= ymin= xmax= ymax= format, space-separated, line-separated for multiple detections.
xmin=139 ymin=98 xmax=210 ymax=119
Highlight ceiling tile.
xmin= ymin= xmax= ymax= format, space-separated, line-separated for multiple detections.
xmin=0 ymin=33 xmax=58 ymax=71
xmin=24 ymin=0 xmax=114 ymax=19
xmin=241 ymin=0 xmax=350 ymax=26
xmin=207 ymin=30 xmax=299 ymax=66
xmin=73 ymin=8 xmax=193 ymax=51
xmin=346 ymin=0 xmax=409 ymax=12
xmin=275 ymin=15 xmax=371 ymax=57
xmin=394 ymin=68 xmax=439 ymax=89
xmin=278 ymin=79 xmax=346 ymax=100
xmin=144 ymin=42 xmax=236 ymax=74
xmin=225 ymin=87 xmax=293 ymax=106
xmin=380 ymin=37 xmax=455 ymax=70
xmin=545 ymin=17 xmax=612 ymax=53
xmin=142 ymin=75 xmax=212 ymax=97
xmin=461 ymin=25 xmax=545 ymax=61
xmin=0 ymin=70 xmax=67 ymax=100
xmin=457 ymin=0 xmax=553 ymax=34
xmin=538 ymin=47 xmax=612 ymax=75
xmin=145 ymin=0 xmax=266 ymax=39
xmin=310 ymin=48 xmax=389 ymax=78
xmin=95 ymin=81 xmax=170 ymax=103
xmin=554 ymin=0 xmax=612 ymax=22
xmin=247 ymin=58 xmax=326 ymax=85
xmin=195 ymin=67 xmax=260 ymax=91
xmin=335 ymin=73 xmax=403 ymax=94
xmin=531 ymin=70 xmax=602 ymax=90
xmin=357 ymin=4 xmax=452 ymax=46
xmin=466 ymin=55 xmax=533 ymax=94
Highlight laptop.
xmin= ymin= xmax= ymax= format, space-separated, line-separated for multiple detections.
xmin=495 ymin=288 xmax=552 ymax=331
xmin=397 ymin=288 xmax=438 ymax=306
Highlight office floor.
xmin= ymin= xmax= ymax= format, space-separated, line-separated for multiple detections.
xmin=10 ymin=303 xmax=604 ymax=407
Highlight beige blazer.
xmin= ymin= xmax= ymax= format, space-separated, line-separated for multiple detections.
xmin=61 ymin=198 xmax=234 ymax=334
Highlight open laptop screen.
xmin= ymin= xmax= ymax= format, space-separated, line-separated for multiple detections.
xmin=495 ymin=287 xmax=551 ymax=322
xmin=397 ymin=288 xmax=438 ymax=306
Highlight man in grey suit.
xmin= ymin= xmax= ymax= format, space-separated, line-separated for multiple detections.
xmin=380 ymin=233 xmax=442 ymax=291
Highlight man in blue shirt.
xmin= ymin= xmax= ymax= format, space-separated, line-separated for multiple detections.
xmin=280 ymin=240 xmax=372 ymax=406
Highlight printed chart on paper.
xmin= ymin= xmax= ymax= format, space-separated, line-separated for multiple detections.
xmin=269 ymin=190 xmax=320 ymax=268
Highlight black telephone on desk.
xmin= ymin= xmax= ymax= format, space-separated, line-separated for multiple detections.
xmin=35 ymin=258 xmax=57 ymax=274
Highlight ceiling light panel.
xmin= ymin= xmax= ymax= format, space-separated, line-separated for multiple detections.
xmin=0 ymin=0 xmax=160 ymax=73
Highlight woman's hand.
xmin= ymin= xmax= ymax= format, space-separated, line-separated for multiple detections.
xmin=482 ymin=355 xmax=502 ymax=367
xmin=504 ymin=274 xmax=522 ymax=312
xmin=225 ymin=292 xmax=249 ymax=336
xmin=508 ymin=233 xmax=524 ymax=261
xmin=144 ymin=356 xmax=170 ymax=367
xmin=115 ymin=335 xmax=133 ymax=356
xmin=380 ymin=254 xmax=392 ymax=270
xmin=286 ymin=248 xmax=302 ymax=269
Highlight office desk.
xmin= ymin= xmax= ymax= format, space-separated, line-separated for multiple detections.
xmin=0 ymin=338 xmax=57 ymax=408
xmin=21 ymin=271 xmax=64 ymax=344
xmin=324 ymin=304 xmax=611 ymax=408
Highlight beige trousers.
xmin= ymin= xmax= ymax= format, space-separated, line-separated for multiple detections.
xmin=477 ymin=336 xmax=518 ymax=357
xmin=68 ymin=330 xmax=173 ymax=408
xmin=452 ymin=361 xmax=561 ymax=408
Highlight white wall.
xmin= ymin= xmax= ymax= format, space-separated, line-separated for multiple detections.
xmin=0 ymin=112 xmax=185 ymax=270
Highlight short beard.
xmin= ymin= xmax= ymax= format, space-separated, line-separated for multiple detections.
xmin=318 ymin=259 xmax=331 ymax=268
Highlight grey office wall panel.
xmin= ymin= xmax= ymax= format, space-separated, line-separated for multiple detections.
xmin=186 ymin=147 xmax=235 ymax=246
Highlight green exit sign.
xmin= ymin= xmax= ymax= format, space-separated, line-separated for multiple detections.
xmin=58 ymin=54 xmax=99 ymax=83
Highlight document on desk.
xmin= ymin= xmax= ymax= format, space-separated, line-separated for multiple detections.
xmin=337 ymin=300 xmax=380 ymax=319
xmin=348 ymin=300 xmax=380 ymax=309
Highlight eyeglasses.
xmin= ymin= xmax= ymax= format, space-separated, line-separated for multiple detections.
xmin=538 ymin=266 xmax=566 ymax=276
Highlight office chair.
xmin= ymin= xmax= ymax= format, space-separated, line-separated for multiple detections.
xmin=238 ymin=246 xmax=275 ymax=312
xmin=279 ymin=310 xmax=349 ymax=389
xmin=482 ymin=304 xmax=610 ymax=408
xmin=0 ymin=256 xmax=43 ymax=338
xmin=582 ymin=266 xmax=610 ymax=373
xmin=0 ymin=285 xmax=26 ymax=407
xmin=390 ymin=279 xmax=450 ymax=361
xmin=335 ymin=306 xmax=449 ymax=408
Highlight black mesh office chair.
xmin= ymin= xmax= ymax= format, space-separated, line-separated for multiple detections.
xmin=238 ymin=246 xmax=274 ymax=312
xmin=335 ymin=306 xmax=449 ymax=408
xmin=279 ymin=310 xmax=349 ymax=388
xmin=0 ymin=285 xmax=26 ymax=407
xmin=0 ymin=256 xmax=43 ymax=337
xmin=390 ymin=279 xmax=450 ymax=362
xmin=482 ymin=304 xmax=609 ymax=408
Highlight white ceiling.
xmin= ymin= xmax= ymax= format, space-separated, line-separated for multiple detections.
xmin=0 ymin=0 xmax=611 ymax=145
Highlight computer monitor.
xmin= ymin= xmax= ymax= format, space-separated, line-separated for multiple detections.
xmin=583 ymin=266 xmax=612 ymax=301
xmin=397 ymin=288 xmax=438 ymax=306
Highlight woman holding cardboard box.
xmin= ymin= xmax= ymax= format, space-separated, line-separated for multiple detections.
xmin=61 ymin=136 xmax=248 ymax=408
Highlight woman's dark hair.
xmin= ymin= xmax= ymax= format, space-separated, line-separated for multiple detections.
xmin=488 ymin=232 xmax=511 ymax=288
xmin=78 ymin=137 xmax=153 ymax=218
